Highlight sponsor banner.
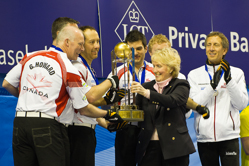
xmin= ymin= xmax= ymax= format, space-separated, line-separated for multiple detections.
xmin=99 ymin=0 xmax=211 ymax=77
xmin=1 ymin=0 xmax=249 ymax=80
xmin=99 ymin=0 xmax=249 ymax=79
xmin=211 ymin=0 xmax=249 ymax=80
xmin=0 ymin=0 xmax=98 ymax=74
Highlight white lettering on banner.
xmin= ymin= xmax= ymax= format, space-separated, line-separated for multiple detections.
xmin=16 ymin=51 xmax=24 ymax=63
xmin=230 ymin=32 xmax=248 ymax=52
xmin=122 ymin=24 xmax=149 ymax=40
xmin=168 ymin=26 xmax=249 ymax=52
xmin=169 ymin=26 xmax=206 ymax=49
xmin=7 ymin=50 xmax=15 ymax=65
xmin=0 ymin=44 xmax=48 ymax=66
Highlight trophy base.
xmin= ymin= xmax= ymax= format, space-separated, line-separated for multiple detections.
xmin=115 ymin=105 xmax=144 ymax=122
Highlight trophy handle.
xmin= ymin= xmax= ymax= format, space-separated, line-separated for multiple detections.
xmin=132 ymin=47 xmax=136 ymax=105
xmin=111 ymin=50 xmax=119 ymax=110
xmin=111 ymin=50 xmax=115 ymax=75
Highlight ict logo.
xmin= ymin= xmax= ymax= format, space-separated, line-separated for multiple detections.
xmin=115 ymin=1 xmax=154 ymax=41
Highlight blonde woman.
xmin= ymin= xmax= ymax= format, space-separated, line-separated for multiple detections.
xmin=131 ymin=48 xmax=195 ymax=166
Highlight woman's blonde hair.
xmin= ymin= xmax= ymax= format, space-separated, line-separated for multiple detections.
xmin=151 ymin=48 xmax=181 ymax=78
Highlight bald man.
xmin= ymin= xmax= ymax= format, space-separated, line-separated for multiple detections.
xmin=3 ymin=25 xmax=123 ymax=166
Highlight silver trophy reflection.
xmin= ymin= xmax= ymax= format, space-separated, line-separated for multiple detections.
xmin=111 ymin=42 xmax=144 ymax=121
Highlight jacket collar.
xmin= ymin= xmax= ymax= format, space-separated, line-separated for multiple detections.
xmin=205 ymin=59 xmax=221 ymax=72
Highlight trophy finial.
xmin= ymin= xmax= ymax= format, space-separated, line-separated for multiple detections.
xmin=114 ymin=42 xmax=131 ymax=59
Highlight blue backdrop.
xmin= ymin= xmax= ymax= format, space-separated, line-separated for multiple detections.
xmin=0 ymin=0 xmax=249 ymax=79
xmin=1 ymin=0 xmax=249 ymax=165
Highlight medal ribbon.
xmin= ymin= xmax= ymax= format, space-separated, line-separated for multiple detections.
xmin=51 ymin=45 xmax=63 ymax=52
xmin=205 ymin=64 xmax=224 ymax=86
xmin=129 ymin=61 xmax=146 ymax=84
xmin=79 ymin=56 xmax=99 ymax=85
xmin=52 ymin=45 xmax=99 ymax=85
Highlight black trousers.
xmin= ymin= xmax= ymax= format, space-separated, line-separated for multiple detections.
xmin=12 ymin=117 xmax=69 ymax=166
xmin=197 ymin=138 xmax=239 ymax=166
xmin=68 ymin=125 xmax=96 ymax=166
xmin=139 ymin=141 xmax=189 ymax=166
xmin=115 ymin=124 xmax=140 ymax=166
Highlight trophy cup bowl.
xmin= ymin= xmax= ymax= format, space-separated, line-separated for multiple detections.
xmin=114 ymin=42 xmax=131 ymax=59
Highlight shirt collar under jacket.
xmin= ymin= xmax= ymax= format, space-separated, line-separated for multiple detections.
xmin=153 ymin=77 xmax=172 ymax=94
xmin=205 ymin=59 xmax=221 ymax=72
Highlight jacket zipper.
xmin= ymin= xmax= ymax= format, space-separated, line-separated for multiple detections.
xmin=214 ymin=97 xmax=217 ymax=141
xmin=197 ymin=118 xmax=201 ymax=134
xmin=213 ymin=65 xmax=217 ymax=141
